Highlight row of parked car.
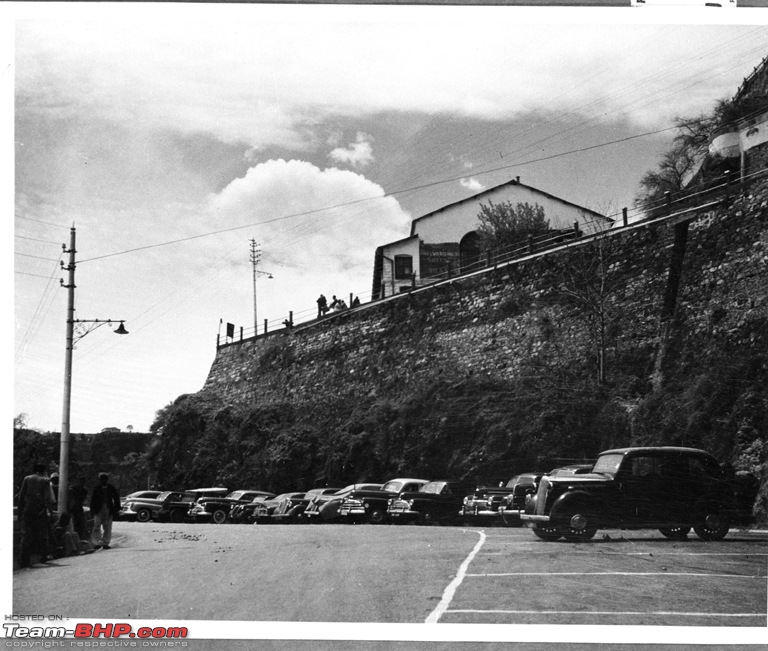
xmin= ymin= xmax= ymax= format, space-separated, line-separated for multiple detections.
xmin=119 ymin=446 xmax=760 ymax=542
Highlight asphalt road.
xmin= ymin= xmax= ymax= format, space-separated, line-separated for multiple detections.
xmin=10 ymin=522 xmax=768 ymax=649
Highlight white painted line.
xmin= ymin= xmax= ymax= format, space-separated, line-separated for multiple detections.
xmin=445 ymin=609 xmax=765 ymax=618
xmin=425 ymin=530 xmax=486 ymax=624
xmin=467 ymin=571 xmax=765 ymax=578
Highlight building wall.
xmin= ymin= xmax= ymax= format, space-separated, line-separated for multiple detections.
xmin=377 ymin=236 xmax=420 ymax=297
xmin=202 ymin=177 xmax=768 ymax=414
xmin=411 ymin=182 xmax=607 ymax=245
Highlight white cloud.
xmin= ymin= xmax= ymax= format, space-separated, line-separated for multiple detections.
xmin=460 ymin=177 xmax=485 ymax=192
xmin=15 ymin=19 xmax=762 ymax=154
xmin=208 ymin=158 xmax=410 ymax=279
xmin=329 ymin=132 xmax=375 ymax=168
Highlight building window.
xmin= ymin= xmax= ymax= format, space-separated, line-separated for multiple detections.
xmin=394 ymin=255 xmax=413 ymax=279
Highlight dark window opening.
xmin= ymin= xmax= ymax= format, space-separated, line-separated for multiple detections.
xmin=394 ymin=255 xmax=413 ymax=279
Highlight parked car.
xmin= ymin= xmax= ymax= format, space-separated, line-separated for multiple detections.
xmin=496 ymin=465 xmax=593 ymax=525
xmin=118 ymin=491 xmax=161 ymax=520
xmin=229 ymin=494 xmax=276 ymax=524
xmin=464 ymin=473 xmax=543 ymax=526
xmin=520 ymin=447 xmax=759 ymax=542
xmin=388 ymin=480 xmax=476 ymax=525
xmin=269 ymin=492 xmax=308 ymax=523
xmin=188 ymin=490 xmax=275 ymax=524
xmin=303 ymin=484 xmax=382 ymax=523
xmin=120 ymin=487 xmax=228 ymax=523
xmin=270 ymin=488 xmax=342 ymax=524
xmin=338 ymin=478 xmax=429 ymax=524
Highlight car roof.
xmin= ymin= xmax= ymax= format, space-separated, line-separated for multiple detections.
xmin=598 ymin=447 xmax=712 ymax=456
xmin=385 ymin=478 xmax=429 ymax=484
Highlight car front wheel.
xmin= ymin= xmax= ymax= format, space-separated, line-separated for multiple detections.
xmin=531 ymin=523 xmax=561 ymax=541
xmin=368 ymin=507 xmax=386 ymax=525
xmin=169 ymin=509 xmax=185 ymax=523
xmin=559 ymin=506 xmax=597 ymax=542
xmin=693 ymin=508 xmax=730 ymax=541
xmin=212 ymin=509 xmax=228 ymax=524
xmin=136 ymin=509 xmax=152 ymax=523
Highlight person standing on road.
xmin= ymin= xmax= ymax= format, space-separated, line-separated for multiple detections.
xmin=90 ymin=472 xmax=120 ymax=550
xmin=69 ymin=476 xmax=88 ymax=540
xmin=17 ymin=463 xmax=56 ymax=568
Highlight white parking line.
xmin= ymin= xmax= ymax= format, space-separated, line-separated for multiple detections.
xmin=445 ymin=609 xmax=765 ymax=618
xmin=467 ymin=571 xmax=765 ymax=578
xmin=425 ymin=530 xmax=486 ymax=624
xmin=480 ymin=551 xmax=768 ymax=556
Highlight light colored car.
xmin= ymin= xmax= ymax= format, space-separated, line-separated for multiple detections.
xmin=303 ymin=484 xmax=382 ymax=523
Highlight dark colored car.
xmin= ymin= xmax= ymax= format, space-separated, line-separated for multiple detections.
xmin=229 ymin=495 xmax=275 ymax=524
xmin=303 ymin=484 xmax=382 ymax=523
xmin=338 ymin=478 xmax=429 ymax=524
xmin=271 ymin=488 xmax=342 ymax=524
xmin=118 ymin=491 xmax=161 ymax=521
xmin=496 ymin=465 xmax=593 ymax=525
xmin=120 ymin=488 xmax=229 ymax=523
xmin=520 ymin=447 xmax=759 ymax=542
xmin=188 ymin=490 xmax=276 ymax=524
xmin=388 ymin=480 xmax=476 ymax=525
xmin=463 ymin=473 xmax=543 ymax=526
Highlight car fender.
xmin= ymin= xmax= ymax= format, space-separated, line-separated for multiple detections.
xmin=549 ymin=490 xmax=597 ymax=522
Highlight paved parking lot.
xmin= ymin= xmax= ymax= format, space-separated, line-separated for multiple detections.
xmin=431 ymin=526 xmax=767 ymax=625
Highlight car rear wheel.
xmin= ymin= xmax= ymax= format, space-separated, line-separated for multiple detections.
xmin=169 ymin=509 xmax=185 ymax=523
xmin=693 ymin=508 xmax=730 ymax=541
xmin=212 ymin=509 xmax=227 ymax=524
xmin=422 ymin=510 xmax=439 ymax=526
xmin=531 ymin=524 xmax=561 ymax=541
xmin=559 ymin=507 xmax=597 ymax=542
xmin=136 ymin=509 xmax=152 ymax=523
xmin=659 ymin=526 xmax=691 ymax=540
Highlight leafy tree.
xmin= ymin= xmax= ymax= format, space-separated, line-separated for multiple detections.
xmin=476 ymin=201 xmax=549 ymax=253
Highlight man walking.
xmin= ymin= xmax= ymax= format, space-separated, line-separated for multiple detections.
xmin=17 ymin=463 xmax=56 ymax=568
xmin=90 ymin=472 xmax=120 ymax=550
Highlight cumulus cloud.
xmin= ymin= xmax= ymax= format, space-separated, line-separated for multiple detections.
xmin=208 ymin=158 xmax=410 ymax=278
xmin=460 ymin=177 xmax=485 ymax=192
xmin=329 ymin=133 xmax=375 ymax=168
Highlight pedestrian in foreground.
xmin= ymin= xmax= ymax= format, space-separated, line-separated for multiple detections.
xmin=90 ymin=472 xmax=120 ymax=550
xmin=17 ymin=463 xmax=56 ymax=568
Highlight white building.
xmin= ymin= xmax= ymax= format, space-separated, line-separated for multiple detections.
xmin=372 ymin=177 xmax=611 ymax=299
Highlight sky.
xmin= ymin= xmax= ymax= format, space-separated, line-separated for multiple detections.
xmin=8 ymin=4 xmax=768 ymax=436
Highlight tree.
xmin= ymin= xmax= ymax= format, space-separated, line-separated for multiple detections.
xmin=476 ymin=201 xmax=549 ymax=253
xmin=550 ymin=232 xmax=623 ymax=385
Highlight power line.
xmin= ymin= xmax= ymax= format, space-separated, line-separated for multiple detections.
xmin=79 ymin=122 xmax=684 ymax=265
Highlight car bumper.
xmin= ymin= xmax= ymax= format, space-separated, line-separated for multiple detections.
xmin=519 ymin=514 xmax=550 ymax=522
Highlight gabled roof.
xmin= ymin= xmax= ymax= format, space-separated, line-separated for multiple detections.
xmin=409 ymin=177 xmax=612 ymax=237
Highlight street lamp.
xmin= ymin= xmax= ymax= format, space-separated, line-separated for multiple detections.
xmin=58 ymin=226 xmax=128 ymax=515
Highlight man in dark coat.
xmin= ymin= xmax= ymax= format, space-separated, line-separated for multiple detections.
xmin=17 ymin=463 xmax=56 ymax=567
xmin=90 ymin=472 xmax=120 ymax=550
xmin=69 ymin=476 xmax=88 ymax=540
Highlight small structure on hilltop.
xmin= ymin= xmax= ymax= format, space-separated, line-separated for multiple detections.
xmin=371 ymin=177 xmax=611 ymax=299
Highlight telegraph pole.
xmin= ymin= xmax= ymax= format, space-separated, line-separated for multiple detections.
xmin=250 ymin=239 xmax=260 ymax=335
xmin=58 ymin=226 xmax=128 ymax=515
xmin=58 ymin=227 xmax=77 ymax=515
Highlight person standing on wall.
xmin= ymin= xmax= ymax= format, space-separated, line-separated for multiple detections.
xmin=17 ymin=463 xmax=56 ymax=568
xmin=90 ymin=472 xmax=120 ymax=550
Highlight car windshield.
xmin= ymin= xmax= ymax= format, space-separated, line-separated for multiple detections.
xmin=226 ymin=491 xmax=246 ymax=500
xmin=156 ymin=491 xmax=174 ymax=501
xmin=421 ymin=482 xmax=446 ymax=494
xmin=382 ymin=481 xmax=404 ymax=493
xmin=591 ymin=454 xmax=622 ymax=476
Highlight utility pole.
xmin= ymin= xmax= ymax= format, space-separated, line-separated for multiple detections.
xmin=58 ymin=227 xmax=77 ymax=515
xmin=250 ymin=239 xmax=260 ymax=335
xmin=58 ymin=226 xmax=128 ymax=515
xmin=249 ymin=239 xmax=273 ymax=337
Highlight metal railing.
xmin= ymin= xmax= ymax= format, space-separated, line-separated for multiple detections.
xmin=217 ymin=165 xmax=768 ymax=349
